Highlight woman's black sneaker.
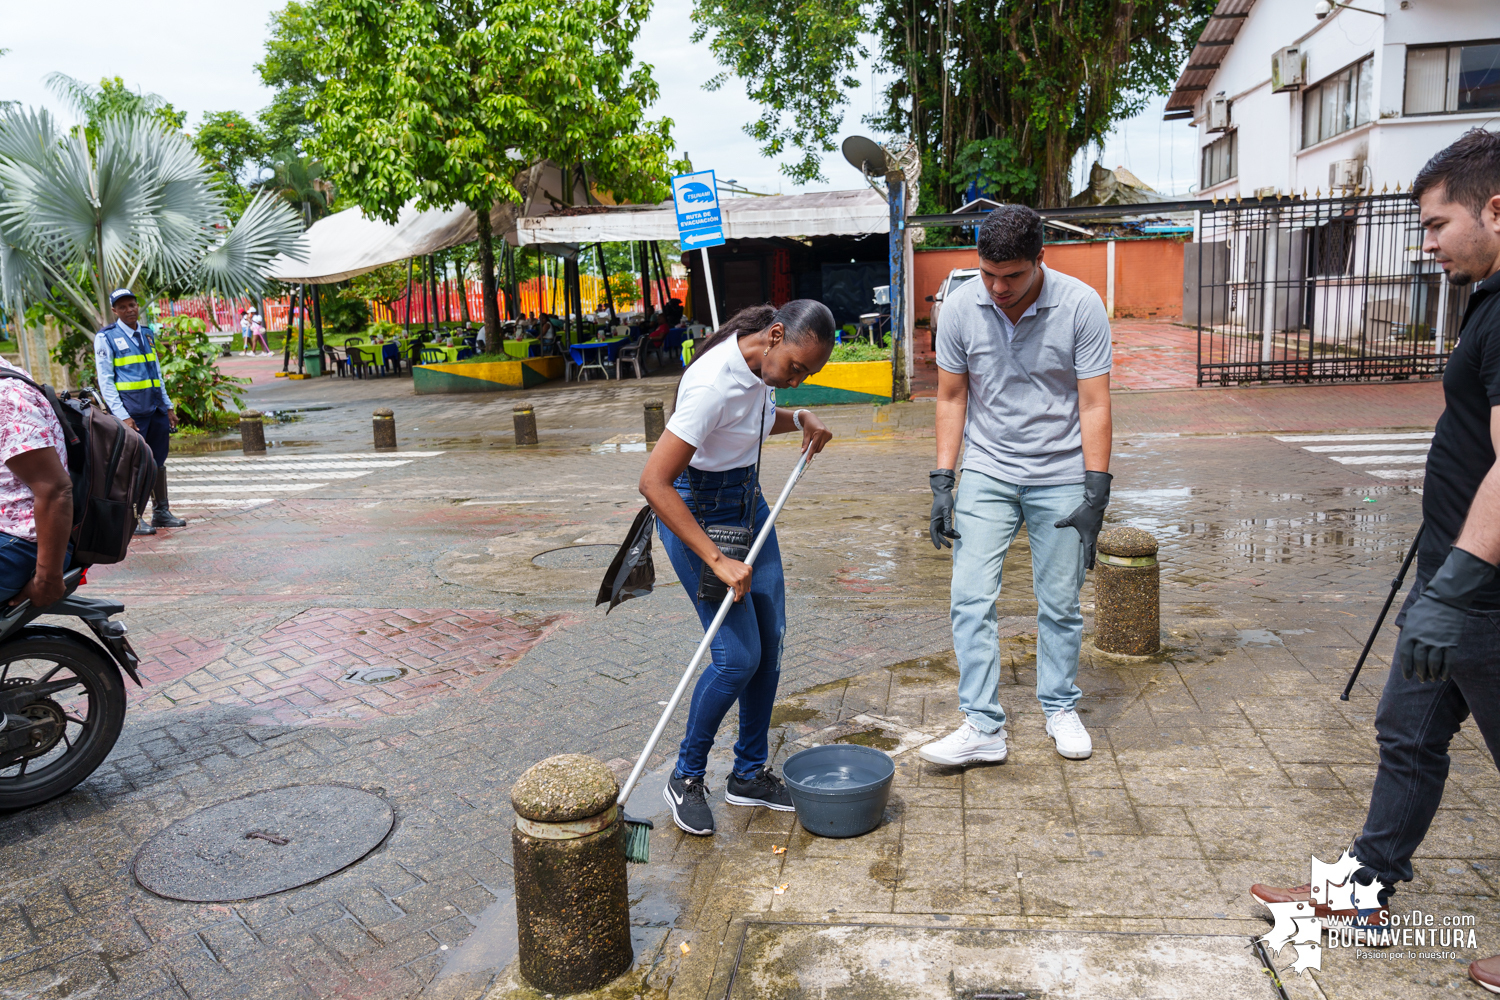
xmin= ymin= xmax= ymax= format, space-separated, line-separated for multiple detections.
xmin=725 ymin=766 xmax=795 ymax=811
xmin=663 ymin=774 xmax=715 ymax=835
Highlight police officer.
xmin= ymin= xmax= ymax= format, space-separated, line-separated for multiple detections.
xmin=94 ymin=289 xmax=186 ymax=536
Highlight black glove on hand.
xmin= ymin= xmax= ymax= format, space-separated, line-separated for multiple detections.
xmin=1054 ymin=470 xmax=1113 ymax=570
xmin=929 ymin=469 xmax=960 ymax=549
xmin=1397 ymin=547 xmax=1495 ymax=682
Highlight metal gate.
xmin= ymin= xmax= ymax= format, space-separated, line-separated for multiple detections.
xmin=1191 ymin=193 xmax=1470 ymax=386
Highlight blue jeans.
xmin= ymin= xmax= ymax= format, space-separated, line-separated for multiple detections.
xmin=950 ymin=470 xmax=1087 ymax=731
xmin=658 ymin=465 xmax=785 ymax=781
xmin=1349 ymin=588 xmax=1500 ymax=901
xmin=0 ymin=533 xmax=70 ymax=603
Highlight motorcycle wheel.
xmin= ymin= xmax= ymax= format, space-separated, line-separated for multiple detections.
xmin=0 ymin=630 xmax=126 ymax=810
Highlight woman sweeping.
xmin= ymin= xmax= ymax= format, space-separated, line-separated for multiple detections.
xmin=639 ymin=301 xmax=836 ymax=835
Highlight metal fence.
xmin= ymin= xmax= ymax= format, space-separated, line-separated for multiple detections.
xmin=1190 ymin=193 xmax=1470 ymax=385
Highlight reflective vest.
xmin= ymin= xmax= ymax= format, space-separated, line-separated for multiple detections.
xmin=99 ymin=320 xmax=166 ymax=415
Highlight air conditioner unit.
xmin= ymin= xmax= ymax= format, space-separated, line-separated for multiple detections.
xmin=1272 ymin=46 xmax=1304 ymax=92
xmin=1329 ymin=158 xmax=1362 ymax=191
xmin=1207 ymin=94 xmax=1231 ymax=133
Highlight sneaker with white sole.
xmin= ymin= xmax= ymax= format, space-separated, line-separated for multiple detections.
xmin=725 ymin=766 xmax=795 ymax=811
xmin=1046 ymin=708 xmax=1092 ymax=759
xmin=663 ymin=773 xmax=715 ymax=835
xmin=916 ymin=720 xmax=1008 ymax=766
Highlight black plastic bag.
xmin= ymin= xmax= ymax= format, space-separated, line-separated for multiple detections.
xmin=596 ymin=506 xmax=657 ymax=612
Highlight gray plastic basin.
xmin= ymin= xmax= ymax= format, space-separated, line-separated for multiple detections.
xmin=782 ymin=744 xmax=895 ymax=839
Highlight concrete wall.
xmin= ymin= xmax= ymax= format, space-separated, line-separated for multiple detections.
xmin=915 ymin=238 xmax=1186 ymax=321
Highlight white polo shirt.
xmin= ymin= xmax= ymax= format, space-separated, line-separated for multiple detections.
xmin=667 ymin=336 xmax=775 ymax=471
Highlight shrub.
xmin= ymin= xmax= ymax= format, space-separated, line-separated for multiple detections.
xmin=828 ymin=339 xmax=891 ymax=363
xmin=155 ymin=316 xmax=249 ymax=428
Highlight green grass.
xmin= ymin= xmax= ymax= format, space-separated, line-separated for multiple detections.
xmin=828 ymin=340 xmax=891 ymax=364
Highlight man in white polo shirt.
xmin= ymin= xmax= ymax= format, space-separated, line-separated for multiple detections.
xmin=920 ymin=204 xmax=1113 ymax=766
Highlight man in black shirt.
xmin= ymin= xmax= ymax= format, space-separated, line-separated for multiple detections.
xmin=1248 ymin=129 xmax=1500 ymax=993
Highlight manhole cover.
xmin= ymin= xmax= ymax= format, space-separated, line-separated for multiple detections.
xmin=532 ymin=544 xmax=619 ymax=569
xmin=345 ymin=666 xmax=406 ymax=685
xmin=133 ymin=785 xmax=393 ymax=902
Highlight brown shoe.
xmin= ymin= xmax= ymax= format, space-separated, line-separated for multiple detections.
xmin=1473 ymin=955 xmax=1500 ymax=995
xmin=1251 ymin=882 xmax=1349 ymax=920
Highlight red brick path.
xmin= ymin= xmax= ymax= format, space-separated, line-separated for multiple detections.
xmin=131 ymin=608 xmax=564 ymax=725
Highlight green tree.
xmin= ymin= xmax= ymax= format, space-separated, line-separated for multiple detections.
xmin=44 ymin=73 xmax=187 ymax=145
xmin=193 ymin=110 xmax=267 ymax=186
xmin=691 ymin=0 xmax=1212 ymax=207
xmin=309 ymin=0 xmax=676 ymax=341
xmin=257 ymin=1 xmax=323 ymax=154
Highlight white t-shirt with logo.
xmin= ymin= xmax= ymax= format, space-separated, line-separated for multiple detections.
xmin=666 ymin=336 xmax=775 ymax=472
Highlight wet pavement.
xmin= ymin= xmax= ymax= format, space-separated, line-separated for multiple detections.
xmin=0 ymin=353 xmax=1490 ymax=1000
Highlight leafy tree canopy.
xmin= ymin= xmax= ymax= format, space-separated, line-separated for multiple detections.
xmin=193 ymin=110 xmax=267 ymax=186
xmin=691 ymin=0 xmax=1212 ymax=207
xmin=257 ymin=1 xmax=323 ymax=154
xmin=306 ymin=0 xmax=679 ymax=335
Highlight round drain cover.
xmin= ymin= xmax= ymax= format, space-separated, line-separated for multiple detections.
xmin=133 ymin=785 xmax=393 ymax=902
xmin=532 ymin=544 xmax=620 ymax=569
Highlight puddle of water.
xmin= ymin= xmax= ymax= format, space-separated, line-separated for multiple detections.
xmin=591 ymin=442 xmax=648 ymax=454
xmin=436 ymin=888 xmax=519 ymax=980
xmin=1235 ymin=629 xmax=1283 ymax=648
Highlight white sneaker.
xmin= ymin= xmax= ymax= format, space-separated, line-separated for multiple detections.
xmin=917 ymin=720 xmax=1008 ymax=766
xmin=1046 ymin=709 xmax=1093 ymax=759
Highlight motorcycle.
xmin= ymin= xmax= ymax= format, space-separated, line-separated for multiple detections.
xmin=0 ymin=566 xmax=141 ymax=810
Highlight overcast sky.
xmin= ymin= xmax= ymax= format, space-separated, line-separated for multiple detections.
xmin=2 ymin=0 xmax=1201 ymax=201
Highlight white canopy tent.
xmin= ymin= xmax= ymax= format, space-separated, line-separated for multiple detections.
xmin=264 ymin=201 xmax=520 ymax=284
xmin=514 ymin=188 xmax=895 ymax=244
xmin=263 ymin=160 xmax=593 ymax=284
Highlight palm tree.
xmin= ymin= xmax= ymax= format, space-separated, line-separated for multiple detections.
xmin=0 ymin=106 xmax=305 ymax=340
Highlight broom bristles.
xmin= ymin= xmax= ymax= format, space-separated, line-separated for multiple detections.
xmin=622 ymin=814 xmax=652 ymax=864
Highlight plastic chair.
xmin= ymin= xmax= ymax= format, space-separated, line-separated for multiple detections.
xmin=345 ymin=345 xmax=373 ymax=378
xmin=324 ymin=345 xmax=349 ymax=378
xmin=615 ymin=341 xmax=644 ymax=380
xmin=419 ymin=346 xmax=446 ymax=364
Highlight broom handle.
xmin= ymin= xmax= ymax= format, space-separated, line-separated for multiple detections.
xmin=618 ymin=449 xmax=811 ymax=808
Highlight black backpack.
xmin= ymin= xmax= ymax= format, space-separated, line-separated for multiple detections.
xmin=0 ymin=371 xmax=156 ymax=565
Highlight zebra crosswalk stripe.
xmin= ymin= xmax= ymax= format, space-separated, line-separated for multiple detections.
xmin=162 ymin=451 xmax=446 ymax=510
xmin=1273 ymin=433 xmax=1429 ymax=480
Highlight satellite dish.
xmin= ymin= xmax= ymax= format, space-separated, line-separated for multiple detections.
xmin=842 ymin=136 xmax=890 ymax=177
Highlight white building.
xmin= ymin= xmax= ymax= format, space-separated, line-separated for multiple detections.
xmin=1165 ymin=0 xmax=1500 ymax=198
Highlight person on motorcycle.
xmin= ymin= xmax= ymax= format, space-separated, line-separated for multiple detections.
xmin=0 ymin=357 xmax=73 ymax=609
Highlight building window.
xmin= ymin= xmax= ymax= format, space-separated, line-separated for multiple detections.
xmin=1200 ymin=131 xmax=1237 ymax=189
xmin=1301 ymin=55 xmax=1374 ymax=148
xmin=1404 ymin=41 xmax=1500 ymax=115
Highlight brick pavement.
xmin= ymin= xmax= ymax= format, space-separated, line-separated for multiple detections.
xmin=0 ymin=377 xmax=1486 ymax=1000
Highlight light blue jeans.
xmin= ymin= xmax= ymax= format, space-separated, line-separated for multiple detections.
xmin=950 ymin=469 xmax=1087 ymax=731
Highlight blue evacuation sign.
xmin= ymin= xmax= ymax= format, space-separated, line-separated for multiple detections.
xmin=671 ymin=170 xmax=725 ymax=250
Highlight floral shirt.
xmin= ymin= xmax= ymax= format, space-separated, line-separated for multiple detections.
xmin=0 ymin=358 xmax=68 ymax=541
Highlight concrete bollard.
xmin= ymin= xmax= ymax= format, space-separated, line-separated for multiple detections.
xmin=1093 ymin=527 xmax=1160 ymax=656
xmin=511 ymin=754 xmax=632 ymax=994
xmin=514 ymin=403 xmax=538 ymax=446
xmin=239 ymin=410 xmax=266 ymax=454
xmin=373 ymin=408 xmax=396 ymax=450
xmin=643 ymin=398 xmax=665 ymax=443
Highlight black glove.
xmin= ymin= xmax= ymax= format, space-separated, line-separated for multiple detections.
xmin=1397 ymin=547 xmax=1495 ymax=682
xmin=1054 ymin=470 xmax=1113 ymax=570
xmin=929 ymin=469 xmax=960 ymax=549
